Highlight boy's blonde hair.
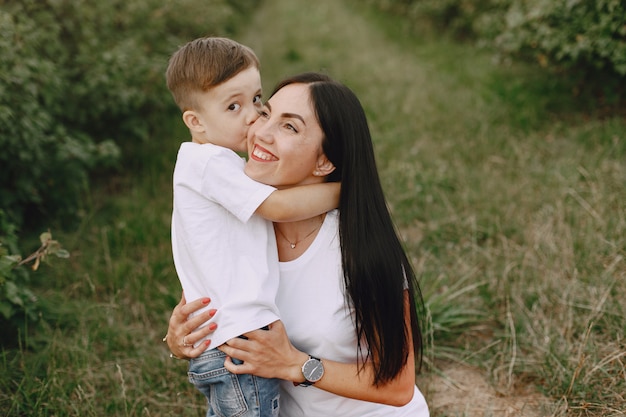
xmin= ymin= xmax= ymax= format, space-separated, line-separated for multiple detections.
xmin=166 ymin=37 xmax=260 ymax=112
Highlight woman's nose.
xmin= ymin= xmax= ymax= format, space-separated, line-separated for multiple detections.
xmin=252 ymin=121 xmax=274 ymax=144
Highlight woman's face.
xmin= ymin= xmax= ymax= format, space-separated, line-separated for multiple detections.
xmin=244 ymin=83 xmax=327 ymax=189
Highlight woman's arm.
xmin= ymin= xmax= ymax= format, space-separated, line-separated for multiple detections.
xmin=219 ymin=291 xmax=417 ymax=406
xmin=165 ymin=293 xmax=217 ymax=359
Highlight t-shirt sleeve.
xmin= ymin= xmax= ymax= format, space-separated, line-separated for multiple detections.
xmin=201 ymin=150 xmax=276 ymax=223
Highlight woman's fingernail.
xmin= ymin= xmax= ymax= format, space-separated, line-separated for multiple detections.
xmin=204 ymin=340 xmax=211 ymax=346
xmin=209 ymin=309 xmax=217 ymax=316
xmin=202 ymin=298 xmax=211 ymax=304
xmin=209 ymin=323 xmax=217 ymax=330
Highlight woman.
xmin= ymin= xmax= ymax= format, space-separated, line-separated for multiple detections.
xmin=166 ymin=72 xmax=429 ymax=416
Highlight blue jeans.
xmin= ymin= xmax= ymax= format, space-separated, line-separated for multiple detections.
xmin=188 ymin=349 xmax=280 ymax=417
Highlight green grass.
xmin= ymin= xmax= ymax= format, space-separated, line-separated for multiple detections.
xmin=2 ymin=0 xmax=625 ymax=415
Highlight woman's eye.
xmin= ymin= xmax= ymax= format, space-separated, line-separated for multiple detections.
xmin=285 ymin=123 xmax=297 ymax=133
xmin=228 ymin=103 xmax=241 ymax=111
xmin=258 ymin=105 xmax=270 ymax=118
xmin=253 ymin=95 xmax=262 ymax=105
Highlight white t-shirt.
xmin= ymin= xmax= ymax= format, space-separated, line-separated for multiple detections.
xmin=276 ymin=210 xmax=429 ymax=417
xmin=171 ymin=142 xmax=280 ymax=348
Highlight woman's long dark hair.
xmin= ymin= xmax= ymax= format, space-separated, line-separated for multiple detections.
xmin=271 ymin=73 xmax=424 ymax=385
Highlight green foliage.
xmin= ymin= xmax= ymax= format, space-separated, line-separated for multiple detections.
xmin=0 ymin=211 xmax=35 ymax=328
xmin=374 ymin=0 xmax=508 ymax=40
xmin=0 ymin=209 xmax=69 ymax=341
xmin=0 ymin=0 xmax=259 ymax=228
xmin=0 ymin=2 xmax=120 ymax=227
xmin=494 ymin=0 xmax=626 ymax=93
xmin=358 ymin=0 xmax=626 ymax=103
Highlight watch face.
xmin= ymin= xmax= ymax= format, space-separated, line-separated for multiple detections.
xmin=303 ymin=358 xmax=324 ymax=382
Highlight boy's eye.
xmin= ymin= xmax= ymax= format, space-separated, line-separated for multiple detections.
xmin=253 ymin=95 xmax=262 ymax=105
xmin=228 ymin=103 xmax=241 ymax=111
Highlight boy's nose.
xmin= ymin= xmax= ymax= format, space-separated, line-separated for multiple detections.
xmin=245 ymin=106 xmax=260 ymax=125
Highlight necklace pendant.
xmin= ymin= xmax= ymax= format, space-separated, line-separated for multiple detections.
xmin=290 ymin=243 xmax=296 ymax=249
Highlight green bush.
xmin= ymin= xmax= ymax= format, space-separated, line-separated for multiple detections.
xmin=1 ymin=1 xmax=121 ymax=227
xmin=0 ymin=209 xmax=68 ymax=345
xmin=359 ymin=0 xmax=626 ymax=101
xmin=0 ymin=210 xmax=34 ymax=334
xmin=0 ymin=0 xmax=259 ymax=228
xmin=495 ymin=0 xmax=626 ymax=88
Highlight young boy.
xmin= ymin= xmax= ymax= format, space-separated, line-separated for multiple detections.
xmin=165 ymin=37 xmax=339 ymax=417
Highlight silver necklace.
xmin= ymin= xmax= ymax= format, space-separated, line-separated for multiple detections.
xmin=276 ymin=219 xmax=323 ymax=249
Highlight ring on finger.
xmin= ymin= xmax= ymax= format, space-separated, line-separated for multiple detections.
xmin=183 ymin=336 xmax=193 ymax=347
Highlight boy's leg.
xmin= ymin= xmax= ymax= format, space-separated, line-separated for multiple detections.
xmin=189 ymin=349 xmax=247 ymax=416
xmin=254 ymin=375 xmax=280 ymax=417
xmin=233 ymin=368 xmax=280 ymax=417
xmin=188 ymin=350 xmax=280 ymax=417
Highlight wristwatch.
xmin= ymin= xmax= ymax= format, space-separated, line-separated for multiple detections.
xmin=299 ymin=355 xmax=324 ymax=387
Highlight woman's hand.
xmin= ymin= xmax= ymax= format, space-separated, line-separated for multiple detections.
xmin=222 ymin=294 xmax=418 ymax=406
xmin=165 ymin=293 xmax=217 ymax=359
xmin=219 ymin=320 xmax=308 ymax=383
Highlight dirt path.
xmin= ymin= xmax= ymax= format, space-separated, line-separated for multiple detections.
xmin=238 ymin=0 xmax=434 ymax=122
xmin=418 ymin=363 xmax=552 ymax=416
xmin=238 ymin=1 xmax=553 ymax=415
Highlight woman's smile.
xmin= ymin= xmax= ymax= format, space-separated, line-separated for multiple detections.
xmin=250 ymin=144 xmax=278 ymax=162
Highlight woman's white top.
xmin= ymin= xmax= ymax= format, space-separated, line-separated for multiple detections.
xmin=276 ymin=210 xmax=429 ymax=417
xmin=171 ymin=142 xmax=280 ymax=348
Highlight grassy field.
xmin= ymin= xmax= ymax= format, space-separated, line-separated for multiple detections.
xmin=2 ymin=0 xmax=624 ymax=415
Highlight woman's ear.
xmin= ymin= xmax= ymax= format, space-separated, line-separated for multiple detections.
xmin=314 ymin=154 xmax=336 ymax=177
xmin=182 ymin=110 xmax=205 ymax=133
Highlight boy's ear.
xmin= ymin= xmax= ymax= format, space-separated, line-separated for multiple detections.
xmin=182 ymin=110 xmax=205 ymax=133
xmin=314 ymin=154 xmax=336 ymax=177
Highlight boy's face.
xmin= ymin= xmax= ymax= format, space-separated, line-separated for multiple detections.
xmin=187 ymin=66 xmax=262 ymax=152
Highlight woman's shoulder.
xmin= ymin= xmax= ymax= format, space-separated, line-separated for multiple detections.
xmin=326 ymin=208 xmax=339 ymax=222
xmin=322 ymin=209 xmax=340 ymax=234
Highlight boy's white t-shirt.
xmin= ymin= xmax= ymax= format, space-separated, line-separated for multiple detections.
xmin=171 ymin=142 xmax=280 ymax=348
xmin=276 ymin=210 xmax=429 ymax=417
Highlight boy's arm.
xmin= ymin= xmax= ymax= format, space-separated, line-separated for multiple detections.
xmin=255 ymin=182 xmax=340 ymax=222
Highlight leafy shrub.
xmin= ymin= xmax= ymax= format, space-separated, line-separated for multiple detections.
xmin=0 ymin=2 xmax=121 ymax=227
xmin=359 ymin=0 xmax=626 ymax=101
xmin=494 ymin=0 xmax=626 ymax=91
xmin=0 ymin=0 xmax=259 ymax=228
xmin=0 ymin=209 xmax=69 ymax=345
xmin=0 ymin=211 xmax=32 ymax=328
